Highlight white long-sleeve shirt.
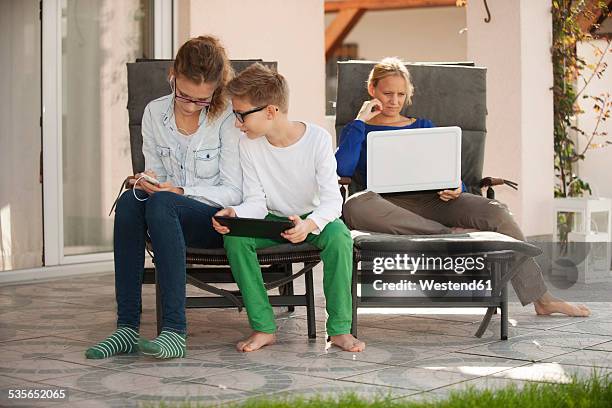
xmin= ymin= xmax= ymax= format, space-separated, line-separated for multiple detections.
xmin=231 ymin=122 xmax=342 ymax=234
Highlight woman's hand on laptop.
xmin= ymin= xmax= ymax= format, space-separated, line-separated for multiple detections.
xmin=356 ymin=99 xmax=383 ymax=122
xmin=438 ymin=185 xmax=462 ymax=202
xmin=212 ymin=207 xmax=236 ymax=234
xmin=281 ymin=215 xmax=317 ymax=243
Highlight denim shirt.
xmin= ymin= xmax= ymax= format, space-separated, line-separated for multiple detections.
xmin=142 ymin=94 xmax=242 ymax=208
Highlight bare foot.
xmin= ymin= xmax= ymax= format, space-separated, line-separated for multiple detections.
xmin=329 ymin=334 xmax=366 ymax=352
xmin=235 ymin=333 xmax=255 ymax=352
xmin=534 ymin=292 xmax=591 ymax=317
xmin=236 ymin=331 xmax=276 ymax=352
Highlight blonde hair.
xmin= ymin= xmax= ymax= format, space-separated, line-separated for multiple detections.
xmin=367 ymin=57 xmax=414 ymax=106
xmin=226 ymin=63 xmax=289 ymax=113
xmin=172 ymin=35 xmax=234 ymax=121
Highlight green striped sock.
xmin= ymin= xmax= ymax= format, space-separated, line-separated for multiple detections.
xmin=85 ymin=327 xmax=139 ymax=359
xmin=138 ymin=330 xmax=186 ymax=359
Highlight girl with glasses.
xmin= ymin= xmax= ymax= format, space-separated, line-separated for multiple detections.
xmin=85 ymin=36 xmax=242 ymax=360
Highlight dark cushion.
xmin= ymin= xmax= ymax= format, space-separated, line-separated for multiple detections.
xmin=461 ymin=130 xmax=486 ymax=194
xmin=335 ymin=61 xmax=487 ymax=192
xmin=127 ymin=59 xmax=278 ymax=173
xmin=352 ymin=231 xmax=542 ymax=258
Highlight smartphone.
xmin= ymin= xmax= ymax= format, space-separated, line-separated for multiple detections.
xmin=140 ymin=173 xmax=160 ymax=185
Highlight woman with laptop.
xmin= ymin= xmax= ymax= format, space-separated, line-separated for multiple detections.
xmin=336 ymin=57 xmax=590 ymax=318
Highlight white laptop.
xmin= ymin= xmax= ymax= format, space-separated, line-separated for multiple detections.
xmin=366 ymin=126 xmax=462 ymax=193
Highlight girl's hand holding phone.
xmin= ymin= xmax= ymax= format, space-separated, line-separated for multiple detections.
xmin=131 ymin=171 xmax=158 ymax=193
xmin=131 ymin=171 xmax=184 ymax=195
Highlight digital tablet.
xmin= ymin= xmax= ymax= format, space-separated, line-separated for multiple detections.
xmin=214 ymin=216 xmax=294 ymax=239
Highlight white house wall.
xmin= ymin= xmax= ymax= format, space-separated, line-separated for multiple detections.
xmin=182 ymin=0 xmax=327 ymax=128
xmin=576 ymin=39 xmax=612 ymax=201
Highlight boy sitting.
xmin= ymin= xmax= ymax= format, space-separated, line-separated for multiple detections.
xmin=212 ymin=63 xmax=365 ymax=353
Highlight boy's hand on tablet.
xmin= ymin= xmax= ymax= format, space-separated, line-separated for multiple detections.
xmin=438 ymin=185 xmax=462 ymax=202
xmin=281 ymin=216 xmax=317 ymax=243
xmin=212 ymin=208 xmax=236 ymax=234
xmin=356 ymin=99 xmax=383 ymax=122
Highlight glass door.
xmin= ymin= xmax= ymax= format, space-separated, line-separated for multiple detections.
xmin=42 ymin=0 xmax=171 ymax=266
xmin=60 ymin=0 xmax=152 ymax=256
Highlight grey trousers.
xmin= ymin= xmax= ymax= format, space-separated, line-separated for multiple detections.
xmin=342 ymin=191 xmax=547 ymax=305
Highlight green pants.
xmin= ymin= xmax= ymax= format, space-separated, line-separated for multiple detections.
xmin=223 ymin=214 xmax=353 ymax=336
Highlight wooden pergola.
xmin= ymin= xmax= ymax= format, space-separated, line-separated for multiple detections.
xmin=324 ymin=0 xmax=611 ymax=60
xmin=325 ymin=0 xmax=462 ymax=60
xmin=577 ymin=0 xmax=612 ymax=38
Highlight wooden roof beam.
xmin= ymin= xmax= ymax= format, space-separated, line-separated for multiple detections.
xmin=325 ymin=0 xmax=458 ymax=13
xmin=325 ymin=7 xmax=366 ymax=60
xmin=577 ymin=0 xmax=610 ymax=34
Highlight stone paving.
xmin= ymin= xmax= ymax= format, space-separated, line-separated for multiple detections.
xmin=0 ymin=267 xmax=610 ymax=407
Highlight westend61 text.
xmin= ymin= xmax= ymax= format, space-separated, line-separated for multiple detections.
xmin=372 ymin=279 xmax=493 ymax=292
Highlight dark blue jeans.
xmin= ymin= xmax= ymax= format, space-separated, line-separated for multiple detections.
xmin=114 ymin=190 xmax=222 ymax=334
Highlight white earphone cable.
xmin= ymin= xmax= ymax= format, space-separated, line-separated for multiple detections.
xmin=132 ymin=175 xmax=149 ymax=202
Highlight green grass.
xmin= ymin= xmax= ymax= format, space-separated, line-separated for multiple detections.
xmin=148 ymin=371 xmax=612 ymax=408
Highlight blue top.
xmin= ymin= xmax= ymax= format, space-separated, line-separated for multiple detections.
xmin=335 ymin=118 xmax=466 ymax=192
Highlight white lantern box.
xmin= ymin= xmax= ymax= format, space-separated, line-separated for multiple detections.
xmin=552 ymin=197 xmax=612 ymax=284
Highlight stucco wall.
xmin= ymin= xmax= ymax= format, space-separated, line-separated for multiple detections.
xmin=182 ymin=0 xmax=326 ymax=127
